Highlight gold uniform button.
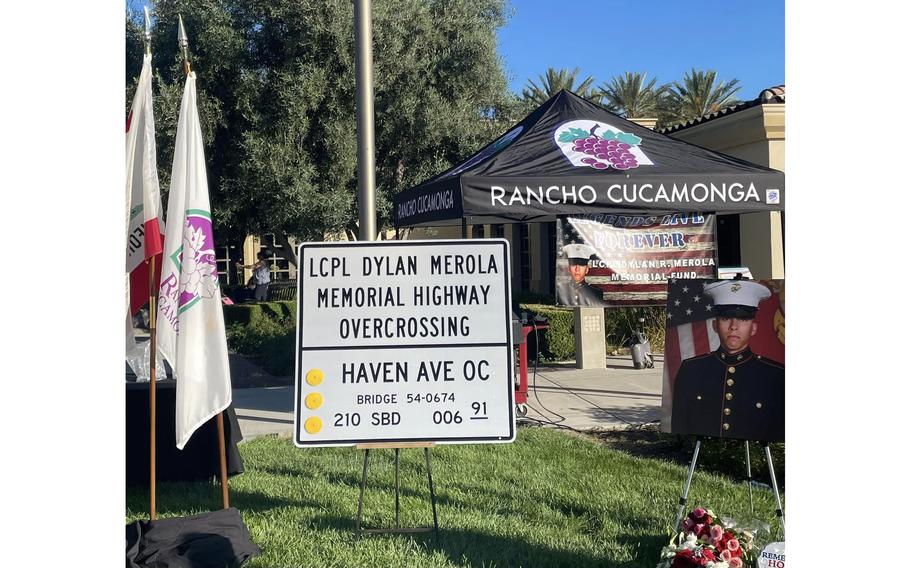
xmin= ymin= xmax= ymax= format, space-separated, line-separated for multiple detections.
xmin=726 ymin=379 xmax=735 ymax=386
xmin=728 ymin=367 xmax=736 ymax=373
xmin=305 ymin=392 xmax=324 ymax=410
xmin=725 ymin=393 xmax=733 ymax=401
xmin=756 ymin=402 xmax=763 ymax=409
xmin=723 ymin=423 xmax=730 ymax=431
xmin=724 ymin=408 xmax=731 ymax=416
xmin=304 ymin=416 xmax=323 ymax=434
xmin=306 ymin=369 xmax=324 ymax=386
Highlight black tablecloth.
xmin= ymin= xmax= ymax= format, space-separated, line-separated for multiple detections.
xmin=126 ymin=380 xmax=244 ymax=485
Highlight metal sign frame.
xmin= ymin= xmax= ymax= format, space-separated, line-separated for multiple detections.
xmin=293 ymin=239 xmax=515 ymax=447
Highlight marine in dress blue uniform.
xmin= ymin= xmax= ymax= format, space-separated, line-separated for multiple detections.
xmin=557 ymin=243 xmax=604 ymax=307
xmin=671 ymin=280 xmax=785 ymax=442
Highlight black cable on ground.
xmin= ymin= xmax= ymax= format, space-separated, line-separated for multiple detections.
xmin=527 ymin=324 xmax=566 ymax=426
xmin=526 ymin=321 xmax=659 ymax=430
xmin=516 ymin=317 xmax=661 ymax=432
xmin=536 ymin=370 xmax=654 ymax=429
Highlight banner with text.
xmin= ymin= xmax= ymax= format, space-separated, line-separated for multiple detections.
xmin=555 ymin=214 xmax=717 ymax=307
xmin=294 ymin=240 xmax=515 ymax=447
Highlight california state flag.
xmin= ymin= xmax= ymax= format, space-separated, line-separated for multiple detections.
xmin=126 ymin=53 xmax=165 ymax=316
xmin=157 ymin=71 xmax=232 ymax=449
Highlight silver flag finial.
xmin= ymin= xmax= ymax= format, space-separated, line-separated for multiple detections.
xmin=177 ymin=14 xmax=188 ymax=49
xmin=177 ymin=14 xmax=192 ymax=75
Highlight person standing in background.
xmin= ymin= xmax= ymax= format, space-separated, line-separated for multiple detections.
xmin=237 ymin=251 xmax=271 ymax=302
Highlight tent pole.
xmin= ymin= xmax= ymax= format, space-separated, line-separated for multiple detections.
xmin=216 ymin=412 xmax=230 ymax=508
xmin=147 ymin=256 xmax=158 ymax=520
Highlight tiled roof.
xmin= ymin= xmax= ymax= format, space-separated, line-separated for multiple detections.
xmin=660 ymin=85 xmax=785 ymax=134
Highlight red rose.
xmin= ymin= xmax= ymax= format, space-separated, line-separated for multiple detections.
xmin=670 ymin=549 xmax=698 ymax=568
xmin=701 ymin=549 xmax=716 ymax=562
xmin=688 ymin=508 xmax=711 ymax=525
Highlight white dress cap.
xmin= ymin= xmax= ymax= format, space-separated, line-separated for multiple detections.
xmin=563 ymin=243 xmax=596 ymax=260
xmin=704 ymin=280 xmax=771 ymax=308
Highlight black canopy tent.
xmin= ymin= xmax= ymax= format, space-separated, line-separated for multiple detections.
xmin=393 ymin=90 xmax=784 ymax=228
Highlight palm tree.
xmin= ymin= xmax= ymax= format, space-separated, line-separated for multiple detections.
xmin=522 ymin=67 xmax=601 ymax=105
xmin=598 ymin=72 xmax=667 ymax=118
xmin=662 ymin=68 xmax=741 ymax=125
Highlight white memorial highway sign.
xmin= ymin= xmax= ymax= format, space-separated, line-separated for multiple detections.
xmin=294 ymin=239 xmax=515 ymax=447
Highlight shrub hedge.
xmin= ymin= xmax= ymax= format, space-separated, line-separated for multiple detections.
xmin=518 ymin=304 xmax=576 ymax=362
xmin=224 ymin=300 xmax=297 ymax=376
xmin=223 ymin=300 xmax=296 ymax=327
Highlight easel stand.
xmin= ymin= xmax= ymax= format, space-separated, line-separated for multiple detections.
xmin=673 ymin=437 xmax=785 ymax=539
xmin=355 ymin=442 xmax=439 ymax=541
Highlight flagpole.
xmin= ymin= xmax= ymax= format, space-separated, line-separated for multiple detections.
xmin=179 ymin=14 xmax=230 ymax=509
xmin=148 ymin=256 xmax=159 ymax=520
xmin=143 ymin=6 xmax=159 ymax=521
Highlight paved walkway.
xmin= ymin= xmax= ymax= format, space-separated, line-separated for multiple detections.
xmin=231 ymin=356 xmax=664 ymax=440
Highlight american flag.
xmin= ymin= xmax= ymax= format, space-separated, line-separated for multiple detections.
xmin=664 ymin=279 xmax=720 ymax=384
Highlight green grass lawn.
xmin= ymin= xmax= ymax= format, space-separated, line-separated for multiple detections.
xmin=126 ymin=427 xmax=783 ymax=568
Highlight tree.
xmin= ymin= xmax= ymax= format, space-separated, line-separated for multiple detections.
xmin=126 ymin=0 xmax=512 ymax=264
xmin=521 ymin=67 xmax=601 ymax=105
xmin=597 ymin=72 xmax=666 ymax=119
xmin=661 ymin=68 xmax=741 ymax=126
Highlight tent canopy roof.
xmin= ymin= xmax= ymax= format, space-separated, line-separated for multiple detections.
xmin=394 ymin=90 xmax=784 ymax=227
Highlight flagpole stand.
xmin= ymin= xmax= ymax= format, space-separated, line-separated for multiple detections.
xmin=745 ymin=441 xmax=754 ymax=516
xmin=354 ymin=443 xmax=439 ymax=541
xmin=763 ymin=442 xmax=785 ymax=538
xmin=672 ymin=436 xmax=785 ymax=536
xmin=673 ymin=436 xmax=701 ymax=531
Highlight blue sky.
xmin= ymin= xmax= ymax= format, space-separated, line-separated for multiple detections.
xmin=497 ymin=0 xmax=784 ymax=101
xmin=127 ymin=0 xmax=784 ymax=102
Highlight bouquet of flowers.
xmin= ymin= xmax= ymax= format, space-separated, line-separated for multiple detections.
xmin=656 ymin=507 xmax=758 ymax=568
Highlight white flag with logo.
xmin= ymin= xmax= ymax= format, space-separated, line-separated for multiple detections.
xmin=157 ymin=72 xmax=232 ymax=449
xmin=125 ymin=53 xmax=166 ymax=369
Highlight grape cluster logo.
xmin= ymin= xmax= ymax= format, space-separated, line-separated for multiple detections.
xmin=173 ymin=211 xmax=219 ymax=314
xmin=555 ymin=120 xmax=653 ymax=171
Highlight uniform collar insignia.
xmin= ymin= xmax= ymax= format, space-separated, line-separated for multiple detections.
xmin=715 ymin=347 xmax=753 ymax=365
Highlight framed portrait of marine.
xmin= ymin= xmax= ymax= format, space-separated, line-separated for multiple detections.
xmin=661 ymin=278 xmax=785 ymax=442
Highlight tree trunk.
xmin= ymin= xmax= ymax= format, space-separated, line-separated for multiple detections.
xmin=262 ymin=233 xmax=299 ymax=267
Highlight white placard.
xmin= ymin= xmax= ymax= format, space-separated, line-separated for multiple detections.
xmin=758 ymin=542 xmax=785 ymax=568
xmin=293 ymin=239 xmax=515 ymax=447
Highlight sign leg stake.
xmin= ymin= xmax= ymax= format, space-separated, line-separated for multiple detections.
xmin=673 ymin=437 xmax=702 ymax=531
xmin=425 ymin=447 xmax=439 ymax=542
xmin=763 ymin=442 xmax=785 ymax=538
xmin=355 ymin=449 xmax=371 ymax=540
xmin=745 ymin=441 xmax=754 ymax=517
xmin=353 ymin=446 xmax=439 ymax=540
xmin=394 ymin=448 xmax=400 ymax=529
